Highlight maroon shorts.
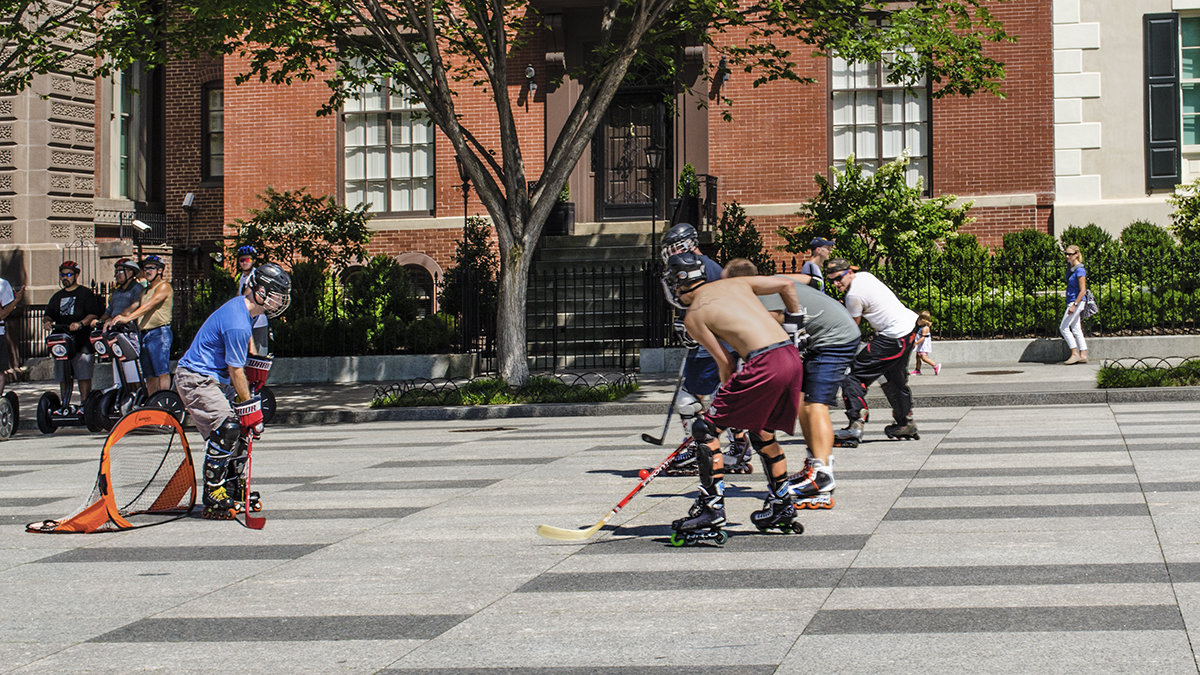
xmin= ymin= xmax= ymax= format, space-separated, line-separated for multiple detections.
xmin=707 ymin=342 xmax=803 ymax=435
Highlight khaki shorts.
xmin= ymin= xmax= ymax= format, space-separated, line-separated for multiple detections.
xmin=175 ymin=367 xmax=234 ymax=440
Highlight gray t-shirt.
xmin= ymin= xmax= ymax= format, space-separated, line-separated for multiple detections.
xmin=758 ymin=277 xmax=860 ymax=352
xmin=106 ymin=282 xmax=144 ymax=331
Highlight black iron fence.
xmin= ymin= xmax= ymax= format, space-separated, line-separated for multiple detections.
xmin=15 ymin=253 xmax=1197 ymax=371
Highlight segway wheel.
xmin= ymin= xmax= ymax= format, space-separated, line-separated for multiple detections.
xmin=144 ymin=390 xmax=186 ymax=426
xmin=97 ymin=389 xmax=120 ymax=432
xmin=0 ymin=395 xmax=14 ymax=440
xmin=260 ymin=386 xmax=277 ymax=425
xmin=82 ymin=391 xmax=105 ymax=433
xmin=5 ymin=391 xmax=19 ymax=430
xmin=36 ymin=393 xmax=60 ymax=435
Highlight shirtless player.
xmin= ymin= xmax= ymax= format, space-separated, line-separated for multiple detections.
xmin=663 ymin=252 xmax=806 ymax=545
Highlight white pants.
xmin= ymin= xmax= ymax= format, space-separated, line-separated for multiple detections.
xmin=1059 ymin=307 xmax=1087 ymax=351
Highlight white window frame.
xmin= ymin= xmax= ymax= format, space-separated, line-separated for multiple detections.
xmin=342 ymin=73 xmax=434 ymax=216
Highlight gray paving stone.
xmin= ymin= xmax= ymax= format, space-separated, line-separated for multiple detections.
xmin=35 ymin=544 xmax=327 ymax=563
xmin=883 ymin=503 xmax=1149 ymax=520
xmin=802 ymin=605 xmax=1183 ymax=634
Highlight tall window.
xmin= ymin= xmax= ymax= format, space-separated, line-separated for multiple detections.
xmin=343 ymin=76 xmax=433 ymax=214
xmin=830 ymin=55 xmax=930 ymax=191
xmin=108 ymin=67 xmax=135 ymax=199
xmin=203 ymin=82 xmax=224 ymax=179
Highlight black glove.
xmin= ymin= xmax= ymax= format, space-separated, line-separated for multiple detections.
xmin=673 ymin=318 xmax=698 ymax=348
xmin=782 ymin=311 xmax=805 ymax=335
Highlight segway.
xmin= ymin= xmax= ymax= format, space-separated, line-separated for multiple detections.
xmin=36 ymin=333 xmax=96 ymax=434
xmin=84 ymin=329 xmax=147 ymax=432
xmin=0 ymin=390 xmax=18 ymax=440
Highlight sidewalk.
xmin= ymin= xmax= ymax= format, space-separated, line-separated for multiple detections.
xmin=7 ymin=360 xmax=1196 ymax=429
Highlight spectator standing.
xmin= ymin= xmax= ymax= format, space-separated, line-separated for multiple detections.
xmin=801 ymin=237 xmax=835 ymax=291
xmin=43 ymin=261 xmax=103 ymax=412
xmin=0 ymin=273 xmax=22 ymax=394
xmin=112 ymin=255 xmax=174 ymax=394
xmin=235 ymin=245 xmax=270 ymax=355
xmin=1061 ymin=245 xmax=1089 ymax=365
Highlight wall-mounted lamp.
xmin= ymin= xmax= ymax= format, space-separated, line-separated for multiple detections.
xmin=525 ymin=65 xmax=537 ymax=92
xmin=718 ymin=57 xmax=730 ymax=84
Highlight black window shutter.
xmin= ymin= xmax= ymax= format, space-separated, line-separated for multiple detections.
xmin=1145 ymin=13 xmax=1181 ymax=191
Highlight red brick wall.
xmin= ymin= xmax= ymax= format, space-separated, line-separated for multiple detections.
xmin=163 ymin=56 xmax=224 ymax=276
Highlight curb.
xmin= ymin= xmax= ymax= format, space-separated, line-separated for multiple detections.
xmin=268 ymin=386 xmax=1200 ymax=425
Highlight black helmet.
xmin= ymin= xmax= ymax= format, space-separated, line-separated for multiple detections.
xmin=661 ymin=251 xmax=707 ymax=309
xmin=248 ymin=262 xmax=292 ymax=318
xmin=660 ymin=223 xmax=698 ymax=262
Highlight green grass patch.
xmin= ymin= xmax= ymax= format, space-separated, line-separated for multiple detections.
xmin=371 ymin=376 xmax=639 ymax=407
xmin=1097 ymin=360 xmax=1200 ymax=388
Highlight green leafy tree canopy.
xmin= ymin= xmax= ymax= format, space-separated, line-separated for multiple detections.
xmin=782 ymin=154 xmax=973 ymax=269
xmin=232 ymin=187 xmax=373 ymax=271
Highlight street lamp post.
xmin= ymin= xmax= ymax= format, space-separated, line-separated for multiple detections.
xmin=455 ymin=154 xmax=471 ymax=240
xmin=645 ymin=145 xmax=665 ymax=261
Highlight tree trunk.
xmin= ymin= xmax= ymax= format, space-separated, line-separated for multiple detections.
xmin=495 ymin=244 xmax=532 ymax=386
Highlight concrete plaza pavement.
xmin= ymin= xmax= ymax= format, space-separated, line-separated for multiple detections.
xmin=4 ymin=387 xmax=1200 ymax=671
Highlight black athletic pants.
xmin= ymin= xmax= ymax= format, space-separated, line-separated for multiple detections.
xmin=841 ymin=326 xmax=920 ymax=426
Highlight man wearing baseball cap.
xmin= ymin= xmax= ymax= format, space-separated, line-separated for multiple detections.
xmin=826 ymin=258 xmax=921 ymax=445
xmin=802 ymin=238 xmax=835 ymax=291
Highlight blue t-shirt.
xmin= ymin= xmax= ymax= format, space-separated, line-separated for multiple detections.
xmin=1065 ymin=265 xmax=1086 ymax=303
xmin=178 ymin=296 xmax=253 ymax=381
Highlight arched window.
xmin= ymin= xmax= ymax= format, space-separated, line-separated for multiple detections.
xmin=405 ymin=264 xmax=434 ymax=317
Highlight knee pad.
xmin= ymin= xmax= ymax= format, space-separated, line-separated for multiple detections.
xmin=675 ymin=389 xmax=703 ymax=420
xmin=691 ymin=416 xmax=719 ymax=446
xmin=203 ymin=419 xmax=242 ymax=485
xmin=749 ymin=433 xmax=776 ymax=452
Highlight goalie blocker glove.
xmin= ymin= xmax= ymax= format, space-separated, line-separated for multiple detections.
xmin=234 ymin=396 xmax=264 ymax=437
xmin=245 ymin=355 xmax=273 ymax=393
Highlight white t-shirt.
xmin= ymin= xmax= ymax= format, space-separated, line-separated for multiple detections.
xmin=238 ymin=272 xmax=269 ymax=328
xmin=0 ymin=278 xmax=14 ymax=336
xmin=843 ymin=271 xmax=917 ymax=338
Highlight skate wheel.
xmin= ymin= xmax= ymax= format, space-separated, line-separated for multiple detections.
xmin=714 ymin=531 xmax=729 ymax=545
xmin=669 ymin=532 xmax=687 ymax=547
xmin=251 ymin=503 xmax=262 ymax=512
xmin=754 ymin=524 xmax=769 ymax=533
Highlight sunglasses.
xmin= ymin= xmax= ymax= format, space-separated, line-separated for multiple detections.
xmin=829 ymin=271 xmax=849 ymax=282
xmin=59 ymin=272 xmax=75 ymax=278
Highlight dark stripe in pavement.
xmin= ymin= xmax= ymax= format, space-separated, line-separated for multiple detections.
xmin=285 ymin=479 xmax=499 ymax=492
xmin=0 ymin=496 xmax=61 ymax=507
xmin=932 ymin=444 xmax=1129 ymax=455
xmin=900 ymin=483 xmax=1144 ymax=497
xmin=381 ymin=662 xmax=777 ymax=667
xmin=517 ymin=568 xmax=845 ymax=593
xmin=839 ymin=466 xmax=1134 ymax=481
xmin=90 ymin=614 xmax=468 ymax=642
xmin=884 ymin=503 xmax=1149 ymax=520
xmin=0 ymin=470 xmax=33 ymax=478
xmin=371 ymin=458 xmax=556 ymax=469
xmin=0 ymin=458 xmax=90 ymax=466
xmin=840 ymin=563 xmax=1195 ymax=587
xmin=246 ymin=475 xmax=331 ymax=485
xmin=578 ymin=534 xmax=869 ymax=555
xmin=38 ymin=544 xmax=326 ymax=563
xmin=802 ymin=605 xmax=1183 ymax=634
xmin=940 ymin=433 xmax=1117 ymax=443
xmin=903 ymin=482 xmax=1200 ymax=497
xmin=267 ymin=507 xmax=421 ymax=520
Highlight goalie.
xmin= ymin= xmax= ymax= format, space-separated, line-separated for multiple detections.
xmin=175 ymin=263 xmax=291 ymax=519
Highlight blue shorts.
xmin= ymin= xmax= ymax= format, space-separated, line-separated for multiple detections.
xmin=682 ymin=350 xmax=720 ymax=397
xmin=140 ymin=325 xmax=173 ymax=377
xmin=803 ymin=340 xmax=859 ymax=407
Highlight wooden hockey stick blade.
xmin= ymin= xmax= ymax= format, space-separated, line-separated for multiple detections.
xmin=641 ymin=433 xmax=665 ymax=446
xmin=536 ymin=515 xmax=611 ymax=541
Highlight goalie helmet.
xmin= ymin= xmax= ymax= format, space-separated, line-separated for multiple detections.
xmin=661 ymin=251 xmax=707 ymax=309
xmin=247 ymin=263 xmax=292 ymax=319
xmin=660 ymin=223 xmax=698 ymax=262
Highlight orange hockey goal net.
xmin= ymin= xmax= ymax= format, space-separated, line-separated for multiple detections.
xmin=27 ymin=408 xmax=195 ymax=533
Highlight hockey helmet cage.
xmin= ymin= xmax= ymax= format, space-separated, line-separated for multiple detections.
xmin=661 ymin=251 xmax=708 ymax=308
xmin=660 ymin=223 xmax=699 ymax=262
xmin=249 ymin=262 xmax=292 ymax=319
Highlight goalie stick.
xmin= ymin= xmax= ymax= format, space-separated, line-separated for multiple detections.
xmin=537 ymin=444 xmax=682 ymax=541
xmin=641 ymin=357 xmax=687 ymax=445
xmin=238 ymin=434 xmax=265 ymax=530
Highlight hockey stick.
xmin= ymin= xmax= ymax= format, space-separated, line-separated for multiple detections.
xmin=642 ymin=356 xmax=687 ymax=445
xmin=537 ymin=444 xmax=682 ymax=541
xmin=239 ymin=434 xmax=265 ymax=530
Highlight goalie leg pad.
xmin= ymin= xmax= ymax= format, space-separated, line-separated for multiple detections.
xmin=203 ymin=419 xmax=242 ymax=496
